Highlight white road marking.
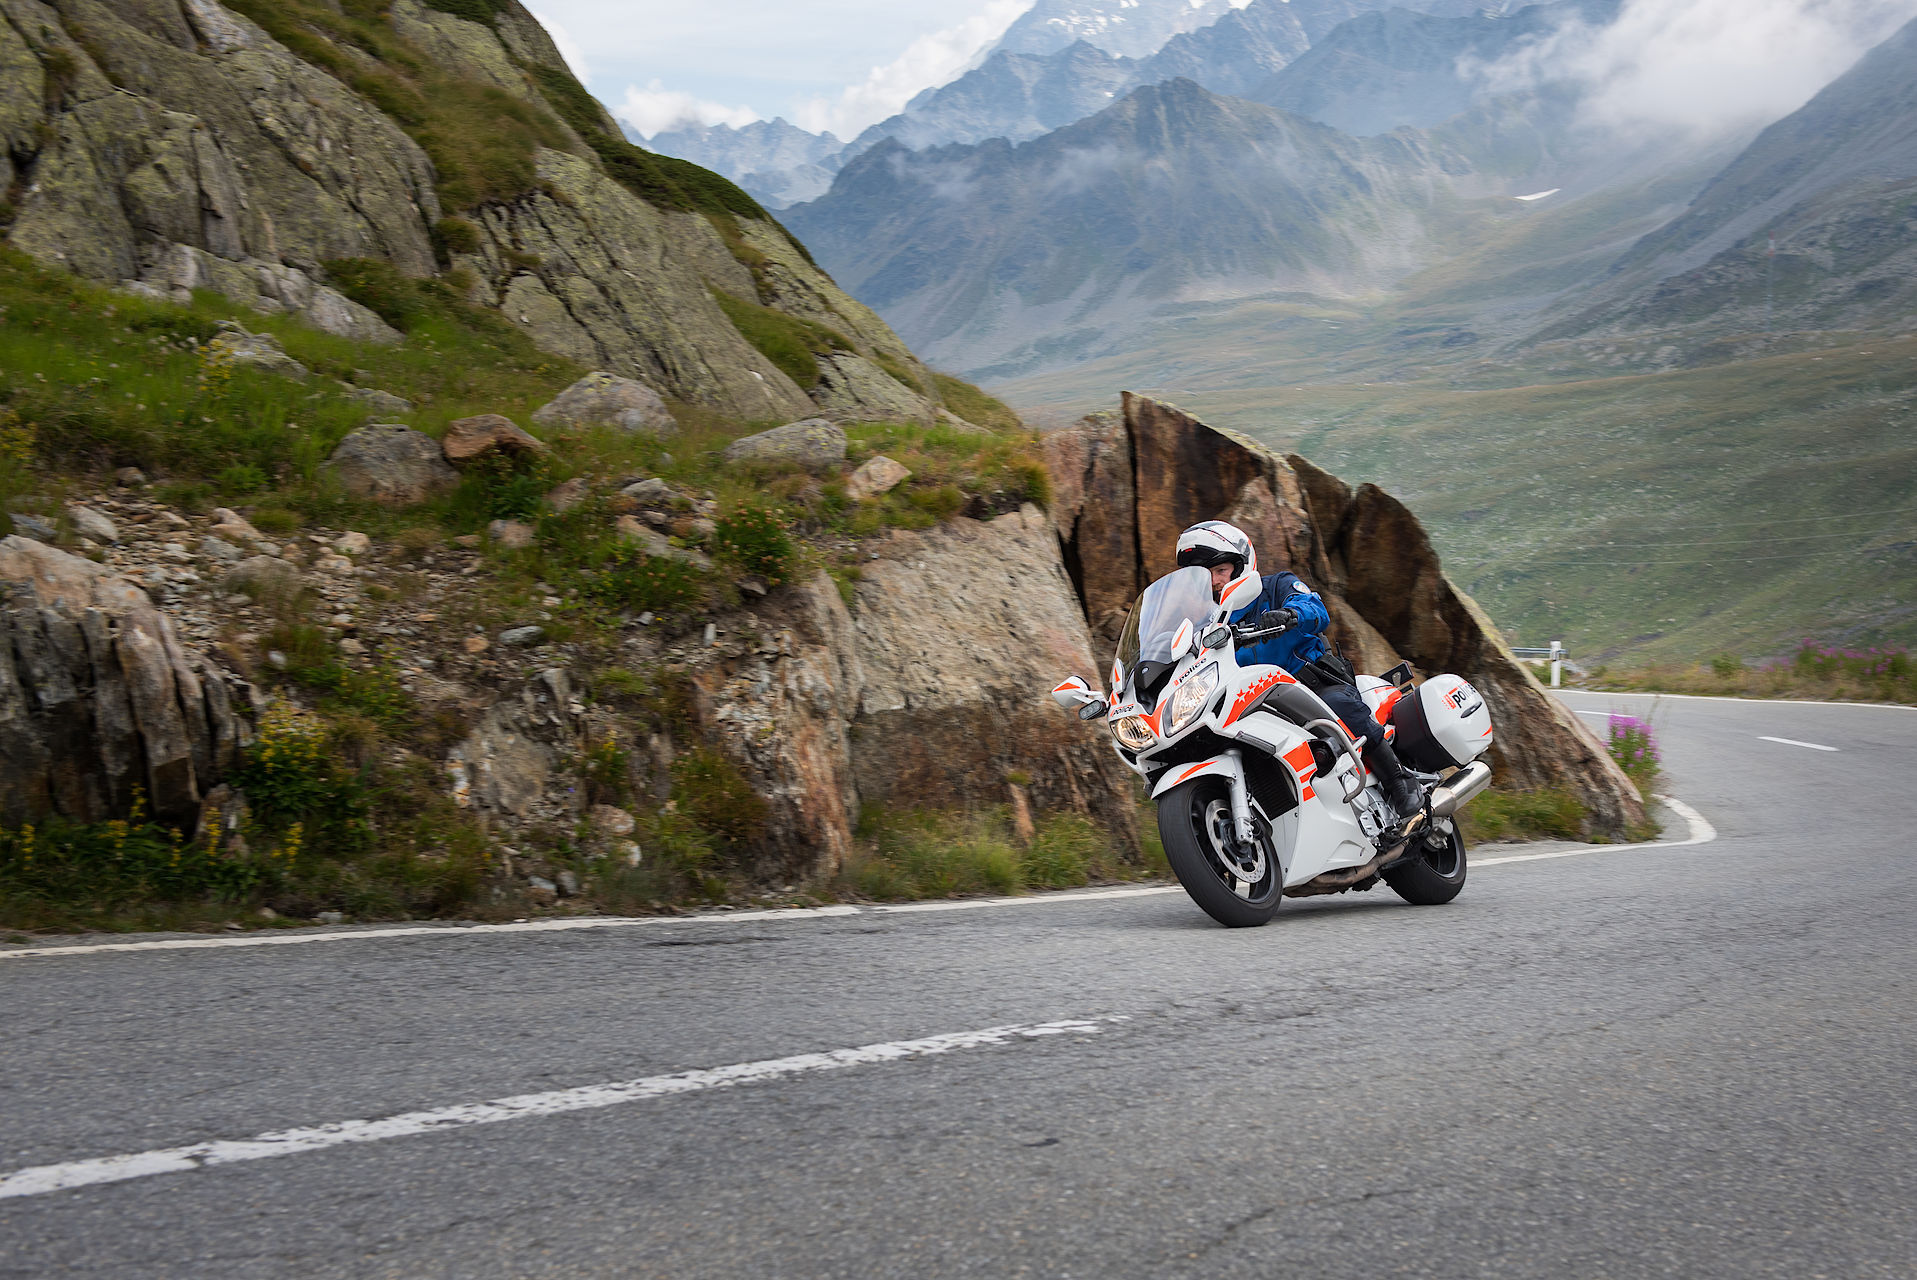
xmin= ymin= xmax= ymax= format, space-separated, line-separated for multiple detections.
xmin=1757 ymin=735 xmax=1839 ymax=752
xmin=0 ymin=888 xmax=1186 ymax=961
xmin=1474 ymin=794 xmax=1716 ymax=867
xmin=0 ymin=1018 xmax=1116 ymax=1201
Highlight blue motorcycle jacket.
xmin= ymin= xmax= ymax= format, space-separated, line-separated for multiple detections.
xmin=1229 ymin=571 xmax=1330 ymax=673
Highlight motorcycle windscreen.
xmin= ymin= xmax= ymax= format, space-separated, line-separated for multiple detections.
xmin=1115 ymin=566 xmax=1216 ymax=706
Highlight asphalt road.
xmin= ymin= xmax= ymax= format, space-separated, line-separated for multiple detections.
xmin=2 ymin=691 xmax=1913 ymax=1278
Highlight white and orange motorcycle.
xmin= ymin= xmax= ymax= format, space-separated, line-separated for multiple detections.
xmin=1051 ymin=565 xmax=1496 ymax=927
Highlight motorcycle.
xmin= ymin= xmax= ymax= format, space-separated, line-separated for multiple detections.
xmin=1050 ymin=565 xmax=1496 ymax=927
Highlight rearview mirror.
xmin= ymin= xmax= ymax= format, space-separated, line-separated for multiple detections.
xmin=1078 ymin=700 xmax=1110 ymax=721
xmin=1200 ymin=624 xmax=1232 ymax=651
xmin=1051 ymin=676 xmax=1105 ymax=711
xmin=1220 ymin=573 xmax=1262 ymax=614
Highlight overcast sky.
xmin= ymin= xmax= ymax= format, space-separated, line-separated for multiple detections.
xmin=527 ymin=0 xmax=1033 ymax=138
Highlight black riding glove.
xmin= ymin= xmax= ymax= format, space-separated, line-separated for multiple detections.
xmin=1260 ymin=608 xmax=1299 ymax=631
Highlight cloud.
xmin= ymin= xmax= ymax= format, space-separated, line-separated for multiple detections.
xmin=528 ymin=7 xmax=591 ymax=85
xmin=793 ymin=0 xmax=1033 ymax=139
xmin=619 ymin=81 xmax=762 ymax=137
xmin=1467 ymin=0 xmax=1917 ymax=138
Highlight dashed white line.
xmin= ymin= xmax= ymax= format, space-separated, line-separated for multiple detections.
xmin=0 ymin=1018 xmax=1118 ymax=1201
xmin=1757 ymin=735 xmax=1839 ymax=752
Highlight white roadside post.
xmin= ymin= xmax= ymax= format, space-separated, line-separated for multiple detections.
xmin=1550 ymin=640 xmax=1563 ymax=689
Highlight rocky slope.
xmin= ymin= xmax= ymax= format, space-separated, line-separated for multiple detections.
xmin=0 ymin=384 xmax=1646 ymax=912
xmin=1044 ymin=394 xmax=1648 ymax=837
xmin=0 ymin=0 xmax=954 ymax=424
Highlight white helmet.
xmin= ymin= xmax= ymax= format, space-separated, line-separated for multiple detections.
xmin=1175 ymin=520 xmax=1257 ymax=579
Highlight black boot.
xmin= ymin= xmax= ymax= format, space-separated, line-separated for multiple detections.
xmin=1366 ymin=738 xmax=1424 ymax=823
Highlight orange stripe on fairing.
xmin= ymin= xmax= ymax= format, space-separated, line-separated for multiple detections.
xmin=1224 ymin=671 xmax=1284 ymax=729
xmin=1480 ymin=726 xmax=1495 ymax=737
xmin=1172 ymin=761 xmax=1212 ymax=786
xmin=1282 ymin=743 xmax=1315 ymax=775
xmin=1301 ymin=786 xmax=1315 ymax=801
xmin=1378 ymin=689 xmax=1404 ymax=721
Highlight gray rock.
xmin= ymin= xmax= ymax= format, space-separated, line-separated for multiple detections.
xmin=9 ymin=514 xmax=56 ymax=543
xmin=531 ymin=372 xmax=678 ymax=436
xmin=334 ymin=532 xmax=372 ymax=557
xmin=614 ymin=517 xmax=713 ymax=569
xmin=342 ymin=385 xmax=414 ymax=417
xmin=498 ymin=625 xmax=546 ymax=647
xmin=207 ymin=326 xmax=309 ymax=380
xmin=487 ymin=519 xmax=536 ymax=549
xmin=555 ymin=869 xmax=581 ymax=898
xmin=65 ymin=507 xmax=118 ymax=544
xmin=114 ymin=467 xmax=148 ymax=488
xmin=721 ymin=419 xmax=848 ymax=472
xmin=225 ymin=555 xmax=300 ymax=597
xmin=316 ymin=911 xmax=346 ymax=925
xmin=0 ymin=536 xmax=251 ymax=824
xmin=812 ymin=353 xmax=935 ymax=423
xmin=621 ymin=477 xmax=673 ymax=503
xmin=325 ymin=425 xmax=459 ymax=506
xmin=199 ymin=536 xmax=243 ymax=563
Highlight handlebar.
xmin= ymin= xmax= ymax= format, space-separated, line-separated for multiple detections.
xmin=1231 ymin=621 xmax=1289 ymax=643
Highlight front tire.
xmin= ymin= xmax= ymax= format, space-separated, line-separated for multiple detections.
xmin=1158 ymin=779 xmax=1282 ymax=928
xmin=1382 ymin=822 xmax=1468 ymax=905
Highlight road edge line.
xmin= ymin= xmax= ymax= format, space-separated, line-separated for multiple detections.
xmin=1475 ymin=793 xmax=1716 ymax=868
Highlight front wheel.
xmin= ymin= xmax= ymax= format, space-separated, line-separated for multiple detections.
xmin=1158 ymin=779 xmax=1283 ymax=927
xmin=1382 ymin=822 xmax=1468 ymax=905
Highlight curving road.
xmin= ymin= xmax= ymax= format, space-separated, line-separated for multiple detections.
xmin=2 ymin=692 xmax=1913 ymax=1277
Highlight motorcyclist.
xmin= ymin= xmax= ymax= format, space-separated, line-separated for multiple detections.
xmin=1175 ymin=521 xmax=1425 ymax=822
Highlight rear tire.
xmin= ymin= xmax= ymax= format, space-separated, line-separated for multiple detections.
xmin=1158 ymin=779 xmax=1282 ymax=928
xmin=1382 ymin=822 xmax=1468 ymax=905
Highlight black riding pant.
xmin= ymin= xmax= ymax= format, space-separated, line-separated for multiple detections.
xmin=1294 ymin=667 xmax=1389 ymax=754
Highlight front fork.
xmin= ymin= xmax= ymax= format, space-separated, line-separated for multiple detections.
xmin=1148 ymin=750 xmax=1258 ymax=847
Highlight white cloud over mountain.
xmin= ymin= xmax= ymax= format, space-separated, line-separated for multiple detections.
xmin=1469 ymin=0 xmax=1917 ymax=138
xmin=792 ymin=0 xmax=1033 ymax=138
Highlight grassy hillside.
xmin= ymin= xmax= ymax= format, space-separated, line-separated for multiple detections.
xmin=1006 ymin=332 xmax=1917 ymax=663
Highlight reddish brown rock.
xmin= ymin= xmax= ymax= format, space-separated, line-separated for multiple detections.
xmin=1038 ymin=395 xmax=1647 ymax=839
xmin=441 ymin=414 xmax=550 ymax=468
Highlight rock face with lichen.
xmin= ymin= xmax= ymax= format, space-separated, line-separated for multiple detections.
xmin=0 ymin=536 xmax=252 ymax=824
xmin=1045 ymin=393 xmax=1648 ymax=839
xmin=671 ymin=507 xmax=1139 ymax=876
xmin=0 ymin=0 xmax=960 ymax=423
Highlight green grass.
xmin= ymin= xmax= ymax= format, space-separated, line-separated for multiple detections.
xmin=838 ymin=808 xmax=1147 ymax=901
xmin=1457 ymin=788 xmax=1588 ymax=844
xmin=1591 ymin=643 xmax=1915 ymax=705
xmin=931 ymin=372 xmax=1022 ymax=431
xmin=711 ymin=290 xmax=852 ymax=388
xmin=0 ymin=246 xmax=576 ymax=503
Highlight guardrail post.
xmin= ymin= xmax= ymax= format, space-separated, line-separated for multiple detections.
xmin=1550 ymin=640 xmax=1563 ymax=688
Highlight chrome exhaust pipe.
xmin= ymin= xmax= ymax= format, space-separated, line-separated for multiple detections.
xmin=1429 ymin=761 xmax=1492 ymax=818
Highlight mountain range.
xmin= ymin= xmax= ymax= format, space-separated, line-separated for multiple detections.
xmin=643 ymin=0 xmax=1496 ymax=207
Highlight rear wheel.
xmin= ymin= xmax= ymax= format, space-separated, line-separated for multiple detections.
xmin=1158 ymin=779 xmax=1282 ymax=927
xmin=1382 ymin=821 xmax=1468 ymax=905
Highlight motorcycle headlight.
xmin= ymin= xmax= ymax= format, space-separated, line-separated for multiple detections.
xmin=1167 ymin=663 xmax=1219 ymax=733
xmin=1112 ymin=715 xmax=1155 ymax=750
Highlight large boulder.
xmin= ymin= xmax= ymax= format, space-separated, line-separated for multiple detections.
xmin=1043 ymin=395 xmax=1648 ymax=839
xmin=677 ymin=507 xmax=1138 ymax=877
xmin=531 ymin=372 xmax=677 ymax=436
xmin=0 ymin=537 xmax=250 ymax=823
xmin=441 ymin=414 xmax=550 ymax=468
xmin=722 ymin=419 xmax=847 ymax=471
xmin=325 ymin=425 xmax=459 ymax=505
